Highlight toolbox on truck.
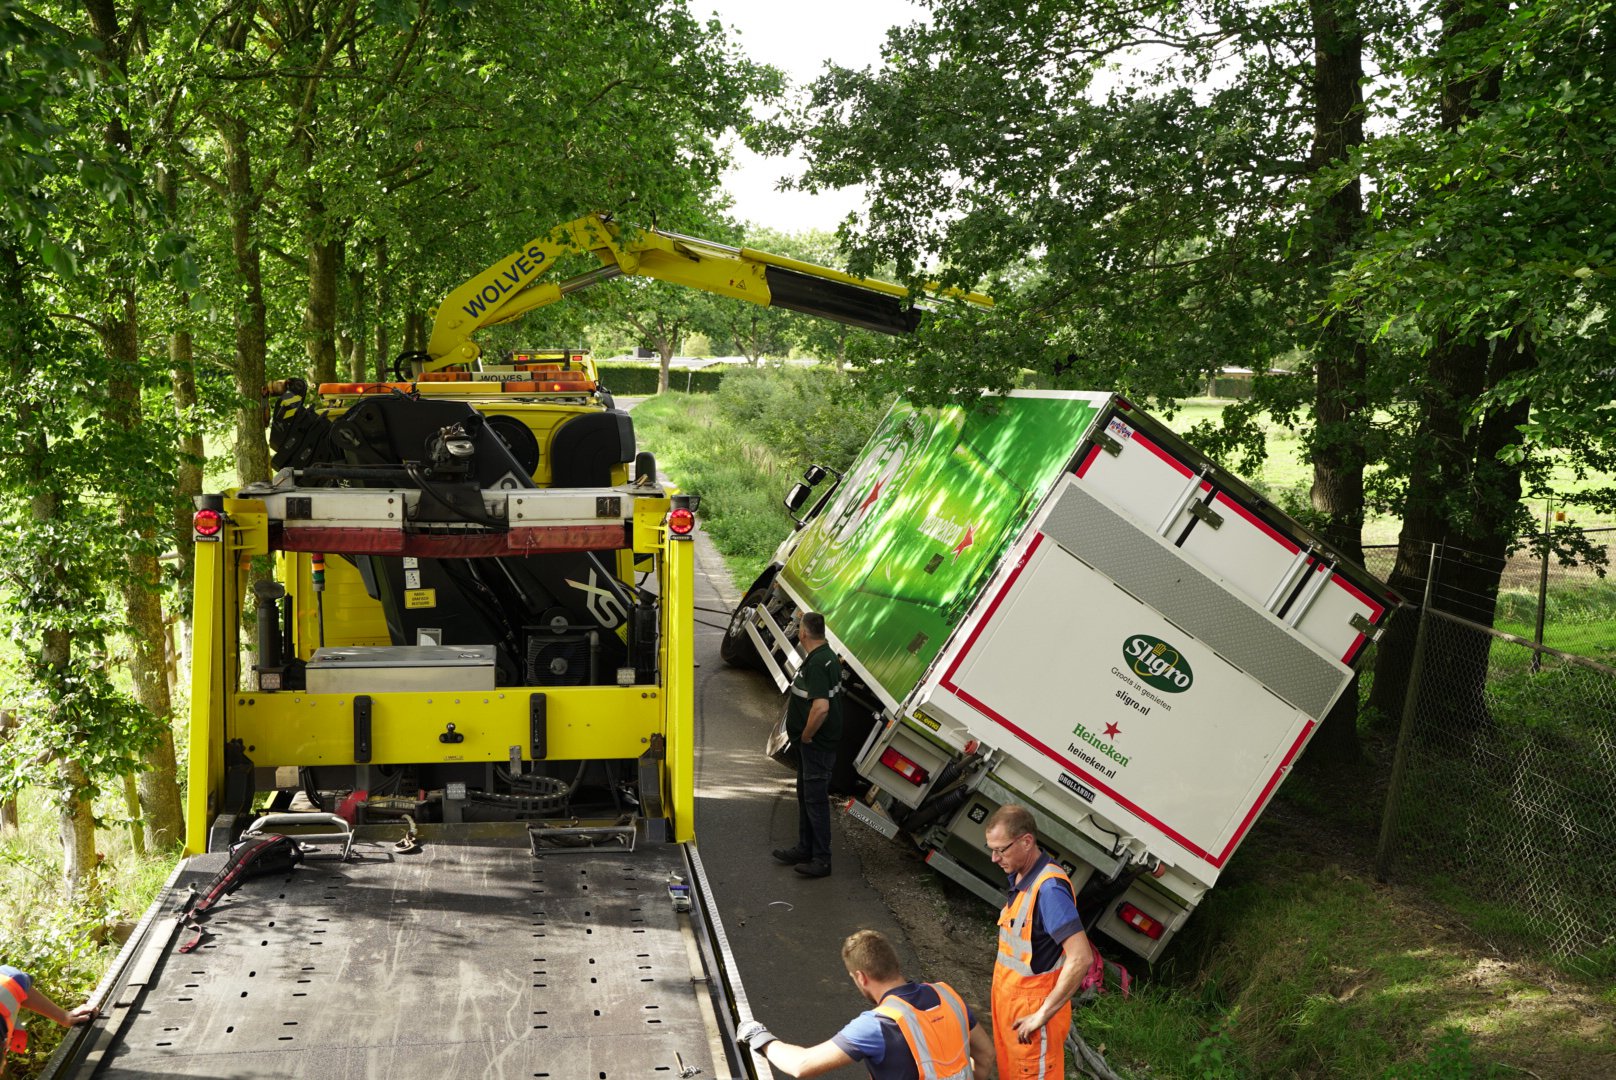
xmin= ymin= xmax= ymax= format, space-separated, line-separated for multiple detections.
xmin=305 ymin=644 xmax=498 ymax=693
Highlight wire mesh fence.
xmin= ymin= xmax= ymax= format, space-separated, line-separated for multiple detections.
xmin=1365 ymin=526 xmax=1614 ymax=660
xmin=1375 ymin=597 xmax=1616 ymax=975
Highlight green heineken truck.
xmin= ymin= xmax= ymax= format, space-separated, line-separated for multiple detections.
xmin=723 ymin=391 xmax=1399 ymax=961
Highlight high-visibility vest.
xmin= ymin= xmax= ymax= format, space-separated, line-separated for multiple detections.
xmin=873 ymin=983 xmax=974 ymax=1080
xmin=992 ymin=863 xmax=1076 ymax=1080
xmin=1 ymin=971 xmax=29 ymax=1058
xmin=995 ymin=862 xmax=1073 ymax=977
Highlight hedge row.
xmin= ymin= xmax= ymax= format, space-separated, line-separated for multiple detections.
xmin=595 ymin=363 xmax=732 ymax=395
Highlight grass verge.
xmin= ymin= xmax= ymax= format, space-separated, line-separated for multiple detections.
xmin=1 ymin=789 xmax=178 ymax=1077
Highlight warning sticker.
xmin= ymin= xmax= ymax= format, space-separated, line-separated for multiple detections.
xmin=404 ymin=589 xmax=437 ymax=609
xmin=404 ymin=569 xmax=422 ymax=589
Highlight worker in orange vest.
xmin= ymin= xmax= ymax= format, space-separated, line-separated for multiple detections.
xmin=1 ymin=965 xmax=97 ymax=1069
xmin=737 ymin=929 xmax=994 ymax=1079
xmin=984 ymin=805 xmax=1096 ymax=1080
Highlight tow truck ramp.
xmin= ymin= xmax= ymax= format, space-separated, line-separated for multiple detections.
xmin=45 ymin=825 xmax=766 ymax=1080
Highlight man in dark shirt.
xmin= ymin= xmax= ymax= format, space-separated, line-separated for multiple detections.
xmin=771 ymin=611 xmax=843 ymax=878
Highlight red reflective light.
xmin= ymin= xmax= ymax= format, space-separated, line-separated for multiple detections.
xmin=667 ymin=507 xmax=696 ymax=535
xmin=570 ymin=354 xmax=584 ymax=364
xmin=879 ymin=747 xmax=929 ymax=785
xmin=193 ymin=508 xmax=225 ymax=537
xmin=1116 ymin=902 xmax=1165 ymax=940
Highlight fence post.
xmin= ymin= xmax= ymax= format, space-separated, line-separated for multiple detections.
xmin=1532 ymin=498 xmax=1551 ymax=673
xmin=1375 ymin=541 xmax=1441 ymax=881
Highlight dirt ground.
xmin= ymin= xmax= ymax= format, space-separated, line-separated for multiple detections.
xmin=836 ymin=811 xmax=1000 ymax=1013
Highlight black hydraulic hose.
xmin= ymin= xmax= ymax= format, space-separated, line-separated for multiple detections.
xmin=897 ymin=785 xmax=971 ymax=836
xmin=403 ymin=461 xmax=506 ymax=528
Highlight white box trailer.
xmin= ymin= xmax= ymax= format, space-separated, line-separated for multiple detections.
xmin=725 ymin=391 xmax=1399 ymax=961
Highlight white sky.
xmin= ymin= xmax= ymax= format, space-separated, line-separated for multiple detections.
xmin=700 ymin=0 xmax=924 ymax=233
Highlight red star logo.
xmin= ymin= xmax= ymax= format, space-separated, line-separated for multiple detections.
xmin=859 ymin=480 xmax=883 ymax=514
xmin=1103 ymin=722 xmax=1121 ymax=739
xmin=951 ymin=525 xmax=976 ymax=558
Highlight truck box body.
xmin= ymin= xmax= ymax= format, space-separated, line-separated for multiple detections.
xmin=735 ymin=391 xmax=1397 ymax=960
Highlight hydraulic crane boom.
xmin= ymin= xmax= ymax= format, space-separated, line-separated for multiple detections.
xmin=423 ymin=212 xmax=992 ymax=372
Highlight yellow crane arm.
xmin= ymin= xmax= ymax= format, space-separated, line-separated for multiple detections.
xmin=424 ymin=212 xmax=991 ymax=371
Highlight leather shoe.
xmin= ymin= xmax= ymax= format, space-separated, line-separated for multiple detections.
xmin=794 ymin=860 xmax=832 ymax=878
xmin=772 ymin=847 xmax=808 ymax=865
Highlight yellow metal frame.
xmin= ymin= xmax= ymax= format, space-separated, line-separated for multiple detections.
xmin=425 ymin=212 xmax=993 ymax=370
xmin=184 ymin=494 xmax=694 ymax=853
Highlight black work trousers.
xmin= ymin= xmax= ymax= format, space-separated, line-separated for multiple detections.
xmin=795 ymin=743 xmax=837 ymax=865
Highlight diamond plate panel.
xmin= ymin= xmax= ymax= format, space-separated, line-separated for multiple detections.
xmin=1041 ymin=482 xmax=1347 ymax=718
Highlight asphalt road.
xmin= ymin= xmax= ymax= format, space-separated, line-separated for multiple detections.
xmin=686 ymin=526 xmax=918 ymax=1077
xmin=620 ymin=392 xmax=917 ymax=1073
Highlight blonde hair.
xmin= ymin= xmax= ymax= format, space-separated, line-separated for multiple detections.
xmin=841 ymin=929 xmax=902 ymax=981
xmin=985 ymin=804 xmax=1037 ymax=840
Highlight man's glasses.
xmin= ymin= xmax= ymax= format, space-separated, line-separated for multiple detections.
xmin=986 ymin=835 xmax=1027 ymax=858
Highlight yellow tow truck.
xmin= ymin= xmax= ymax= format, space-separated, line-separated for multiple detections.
xmin=43 ymin=214 xmax=979 ymax=1080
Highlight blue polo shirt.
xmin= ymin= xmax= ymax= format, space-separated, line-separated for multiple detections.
xmin=1 ymin=965 xmax=32 ymax=1040
xmin=1005 ymin=853 xmax=1084 ymax=974
xmin=832 ymin=982 xmax=978 ymax=1080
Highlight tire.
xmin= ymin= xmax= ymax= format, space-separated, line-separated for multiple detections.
xmin=720 ymin=588 xmax=769 ymax=670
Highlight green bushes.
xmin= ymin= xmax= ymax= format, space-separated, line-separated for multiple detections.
xmin=595 ymin=362 xmax=731 ymax=395
xmin=630 ymin=366 xmax=891 ymax=587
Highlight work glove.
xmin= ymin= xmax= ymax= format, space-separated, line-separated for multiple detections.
xmin=737 ymin=1020 xmax=776 ymax=1052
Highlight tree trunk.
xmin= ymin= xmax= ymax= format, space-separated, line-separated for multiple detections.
xmin=1366 ymin=0 xmax=1519 ymax=732
xmin=79 ymin=0 xmax=189 ymax=841
xmin=36 ymin=489 xmax=99 ymax=893
xmin=58 ymin=757 xmax=99 ymax=892
xmin=344 ymin=249 xmax=367 ymax=381
xmin=0 ymin=711 xmax=17 ymax=834
xmin=218 ymin=114 xmax=271 ymax=486
xmin=159 ymin=165 xmax=203 ymax=615
xmin=307 ymin=230 xmax=340 ymax=384
xmin=404 ymin=307 xmax=427 ymax=354
xmin=1368 ymin=333 xmax=1533 ymax=730
xmin=1299 ymin=0 xmax=1370 ymax=768
xmin=658 ymin=342 xmax=674 ymax=394
xmin=374 ymin=236 xmax=390 ymax=381
xmin=105 ymin=290 xmax=186 ymax=850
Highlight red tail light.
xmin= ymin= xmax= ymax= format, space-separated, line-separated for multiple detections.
xmin=193 ymin=508 xmax=224 ymax=537
xmin=1116 ymin=902 xmax=1165 ymax=940
xmin=879 ymin=747 xmax=929 ymax=785
xmin=667 ymin=507 xmax=696 ymax=535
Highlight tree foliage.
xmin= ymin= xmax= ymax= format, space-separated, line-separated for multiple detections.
xmin=0 ymin=0 xmax=779 ymax=878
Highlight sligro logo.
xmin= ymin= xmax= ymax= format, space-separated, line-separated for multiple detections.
xmin=1123 ymin=635 xmax=1193 ymax=692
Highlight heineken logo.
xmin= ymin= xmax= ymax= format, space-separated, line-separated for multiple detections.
xmin=1123 ymin=635 xmax=1193 ymax=693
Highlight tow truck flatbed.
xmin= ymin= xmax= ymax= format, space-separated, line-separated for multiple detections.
xmin=49 ymin=826 xmax=750 ymax=1080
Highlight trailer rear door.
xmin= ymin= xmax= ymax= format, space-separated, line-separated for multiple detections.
xmin=1072 ymin=405 xmax=1393 ymax=667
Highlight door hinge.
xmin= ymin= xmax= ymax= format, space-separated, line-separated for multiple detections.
xmin=1188 ymin=500 xmax=1224 ymax=529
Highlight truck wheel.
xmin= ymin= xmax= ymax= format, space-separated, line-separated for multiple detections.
xmin=720 ymin=589 xmax=768 ymax=670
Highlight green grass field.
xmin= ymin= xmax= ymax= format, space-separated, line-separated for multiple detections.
xmin=1159 ymin=398 xmax=1616 ymax=546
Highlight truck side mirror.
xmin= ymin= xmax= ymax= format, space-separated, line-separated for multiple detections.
xmin=803 ymin=464 xmax=828 ymax=485
xmin=784 ymin=483 xmax=811 ymax=514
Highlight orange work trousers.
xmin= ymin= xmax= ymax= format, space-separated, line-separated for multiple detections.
xmin=991 ymin=961 xmax=1071 ymax=1079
